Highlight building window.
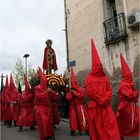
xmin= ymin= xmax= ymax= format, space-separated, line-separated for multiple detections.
xmin=103 ymin=13 xmax=127 ymax=45
xmin=103 ymin=0 xmax=127 ymax=45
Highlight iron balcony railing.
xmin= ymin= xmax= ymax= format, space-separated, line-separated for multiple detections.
xmin=103 ymin=13 xmax=127 ymax=45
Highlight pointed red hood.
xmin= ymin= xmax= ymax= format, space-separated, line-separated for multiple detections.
xmin=38 ymin=67 xmax=47 ymax=90
xmin=71 ymin=68 xmax=78 ymax=88
xmin=10 ymin=73 xmax=15 ymax=91
xmin=5 ymin=75 xmax=8 ymax=89
xmin=91 ymin=39 xmax=105 ymax=76
xmin=120 ymin=53 xmax=133 ymax=82
xmin=9 ymin=74 xmax=19 ymax=101
xmin=24 ymin=74 xmax=30 ymax=93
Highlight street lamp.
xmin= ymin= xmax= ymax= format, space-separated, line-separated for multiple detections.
xmin=23 ymin=54 xmax=30 ymax=76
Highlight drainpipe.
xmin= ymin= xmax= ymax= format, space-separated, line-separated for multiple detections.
xmin=122 ymin=0 xmax=130 ymax=66
xmin=64 ymin=0 xmax=70 ymax=71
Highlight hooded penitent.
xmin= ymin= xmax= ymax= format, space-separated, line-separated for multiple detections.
xmin=84 ymin=39 xmax=121 ymax=140
xmin=16 ymin=74 xmax=34 ymax=127
xmin=34 ymin=68 xmax=54 ymax=140
xmin=1 ymin=75 xmax=9 ymax=120
xmin=66 ymin=68 xmax=88 ymax=131
xmin=5 ymin=74 xmax=19 ymax=121
xmin=116 ymin=53 xmax=140 ymax=137
xmin=120 ymin=53 xmax=133 ymax=83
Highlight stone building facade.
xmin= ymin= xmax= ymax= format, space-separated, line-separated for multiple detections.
xmin=65 ymin=0 xmax=139 ymax=89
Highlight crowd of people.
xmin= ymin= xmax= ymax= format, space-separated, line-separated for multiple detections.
xmin=0 ymin=39 xmax=139 ymax=140
xmin=0 ymin=68 xmax=61 ymax=140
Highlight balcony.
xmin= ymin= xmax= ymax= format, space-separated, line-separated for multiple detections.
xmin=103 ymin=13 xmax=127 ymax=45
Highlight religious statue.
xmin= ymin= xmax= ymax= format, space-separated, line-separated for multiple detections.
xmin=43 ymin=39 xmax=58 ymax=74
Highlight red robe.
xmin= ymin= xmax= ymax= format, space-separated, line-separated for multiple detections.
xmin=85 ymin=74 xmax=121 ymax=140
xmin=1 ymin=87 xmax=10 ymax=120
xmin=50 ymin=90 xmax=60 ymax=125
xmin=2 ymin=87 xmax=19 ymax=121
xmin=34 ymin=85 xmax=54 ymax=140
xmin=66 ymin=86 xmax=88 ymax=131
xmin=8 ymin=88 xmax=20 ymax=121
xmin=1 ymin=76 xmax=9 ymax=120
xmin=116 ymin=81 xmax=140 ymax=137
xmin=1 ymin=88 xmax=8 ymax=120
xmin=16 ymin=91 xmax=34 ymax=126
xmin=43 ymin=47 xmax=58 ymax=70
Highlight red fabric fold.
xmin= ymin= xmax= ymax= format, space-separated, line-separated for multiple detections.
xmin=66 ymin=87 xmax=88 ymax=131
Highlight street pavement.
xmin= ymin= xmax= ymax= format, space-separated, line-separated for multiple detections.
xmin=0 ymin=120 xmax=139 ymax=140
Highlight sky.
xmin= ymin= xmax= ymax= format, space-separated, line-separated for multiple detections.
xmin=0 ymin=0 xmax=67 ymax=77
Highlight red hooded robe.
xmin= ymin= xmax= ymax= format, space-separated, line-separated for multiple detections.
xmin=1 ymin=75 xmax=9 ymax=120
xmin=4 ymin=74 xmax=19 ymax=121
xmin=16 ymin=74 xmax=34 ymax=127
xmin=34 ymin=67 xmax=54 ymax=140
xmin=66 ymin=68 xmax=88 ymax=131
xmin=84 ymin=39 xmax=120 ymax=140
xmin=116 ymin=53 xmax=140 ymax=137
